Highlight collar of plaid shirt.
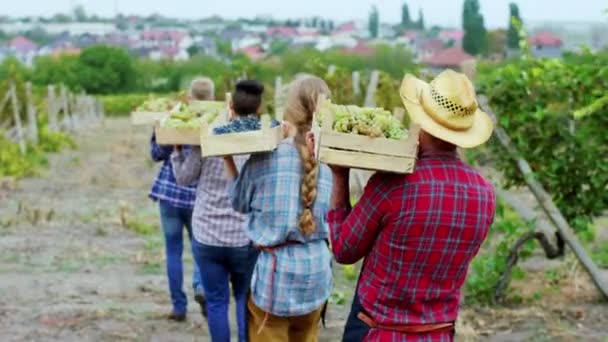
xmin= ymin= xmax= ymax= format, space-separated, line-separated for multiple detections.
xmin=327 ymin=153 xmax=496 ymax=331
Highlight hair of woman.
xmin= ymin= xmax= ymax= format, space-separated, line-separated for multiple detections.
xmin=283 ymin=76 xmax=330 ymax=235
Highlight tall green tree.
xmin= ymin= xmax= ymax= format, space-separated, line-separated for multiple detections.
xmin=507 ymin=3 xmax=522 ymax=49
xmin=75 ymin=45 xmax=136 ymax=94
xmin=73 ymin=5 xmax=87 ymax=22
xmin=401 ymin=2 xmax=412 ymax=28
xmin=417 ymin=9 xmax=425 ymax=30
xmin=462 ymin=0 xmax=488 ymax=55
xmin=369 ymin=6 xmax=379 ymax=38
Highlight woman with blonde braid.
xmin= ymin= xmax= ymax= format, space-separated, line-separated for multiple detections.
xmin=223 ymin=76 xmax=333 ymax=341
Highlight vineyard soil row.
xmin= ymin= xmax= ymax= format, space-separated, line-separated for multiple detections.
xmin=0 ymin=118 xmax=606 ymax=341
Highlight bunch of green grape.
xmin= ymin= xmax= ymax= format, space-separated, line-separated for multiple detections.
xmin=161 ymin=102 xmax=222 ymax=129
xmin=317 ymin=100 xmax=407 ymax=140
xmin=136 ymin=97 xmax=176 ymax=112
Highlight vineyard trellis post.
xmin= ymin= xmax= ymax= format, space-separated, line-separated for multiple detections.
xmin=47 ymin=85 xmax=59 ymax=132
xmin=478 ymin=95 xmax=608 ymax=301
xmin=9 ymin=81 xmax=26 ymax=155
xmin=25 ymin=82 xmax=38 ymax=145
xmin=364 ymin=70 xmax=380 ymax=107
xmin=352 ymin=71 xmax=361 ymax=96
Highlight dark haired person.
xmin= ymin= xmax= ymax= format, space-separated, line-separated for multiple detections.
xmin=214 ymin=80 xmax=280 ymax=134
xmin=171 ymin=80 xmax=265 ymax=342
xmin=148 ymin=78 xmax=212 ymax=322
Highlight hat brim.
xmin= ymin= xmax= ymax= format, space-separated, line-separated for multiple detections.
xmin=400 ymin=74 xmax=494 ymax=149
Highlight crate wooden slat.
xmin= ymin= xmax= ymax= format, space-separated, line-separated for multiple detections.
xmin=154 ymin=121 xmax=201 ymax=145
xmin=152 ymin=94 xmax=232 ymax=145
xmin=131 ymin=111 xmax=169 ymax=125
xmin=200 ymin=114 xmax=283 ymax=157
xmin=313 ymin=97 xmax=419 ymax=174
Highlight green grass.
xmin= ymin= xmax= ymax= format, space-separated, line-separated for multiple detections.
xmin=139 ymin=261 xmax=163 ymax=275
xmin=591 ymin=244 xmax=608 ymax=268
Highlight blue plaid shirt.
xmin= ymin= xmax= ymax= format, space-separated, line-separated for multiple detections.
xmin=230 ymin=138 xmax=333 ymax=316
xmin=148 ymin=132 xmax=197 ymax=209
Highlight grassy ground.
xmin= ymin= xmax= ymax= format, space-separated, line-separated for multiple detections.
xmin=0 ymin=117 xmax=606 ymax=341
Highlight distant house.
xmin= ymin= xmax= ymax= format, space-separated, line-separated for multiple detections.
xmin=416 ymin=39 xmax=444 ymax=61
xmin=422 ymin=46 xmax=475 ymax=75
xmin=191 ymin=37 xmax=217 ymax=56
xmin=341 ymin=41 xmax=375 ymax=57
xmin=333 ymin=20 xmax=368 ymax=39
xmin=529 ymin=31 xmax=563 ymax=58
xmin=439 ymin=29 xmax=464 ymax=46
xmin=238 ymin=45 xmax=265 ymax=61
xmin=149 ymin=46 xmax=189 ymax=61
xmin=334 ymin=21 xmax=357 ymax=37
xmin=7 ymin=36 xmax=38 ymax=66
xmin=220 ymin=28 xmax=261 ymax=52
xmin=39 ymin=38 xmax=81 ymax=57
xmin=140 ymin=29 xmax=192 ymax=50
xmin=138 ymin=29 xmax=192 ymax=60
xmin=398 ymin=30 xmax=420 ymax=44
xmin=315 ymin=35 xmax=358 ymax=51
xmin=266 ymin=26 xmax=298 ymax=39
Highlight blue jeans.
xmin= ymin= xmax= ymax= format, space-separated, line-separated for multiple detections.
xmin=192 ymin=240 xmax=258 ymax=342
xmin=342 ymin=282 xmax=370 ymax=342
xmin=159 ymin=201 xmax=202 ymax=315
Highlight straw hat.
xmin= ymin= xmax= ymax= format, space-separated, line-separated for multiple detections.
xmin=400 ymin=69 xmax=493 ymax=148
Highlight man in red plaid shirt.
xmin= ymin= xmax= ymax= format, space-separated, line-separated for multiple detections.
xmin=327 ymin=70 xmax=496 ymax=341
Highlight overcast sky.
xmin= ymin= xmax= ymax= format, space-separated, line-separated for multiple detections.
xmin=3 ymin=0 xmax=607 ymax=28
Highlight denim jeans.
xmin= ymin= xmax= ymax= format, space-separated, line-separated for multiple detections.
xmin=342 ymin=285 xmax=370 ymax=342
xmin=192 ymin=240 xmax=259 ymax=342
xmin=159 ymin=201 xmax=203 ymax=315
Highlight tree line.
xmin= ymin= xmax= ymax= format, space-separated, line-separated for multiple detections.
xmin=367 ymin=1 xmax=524 ymax=56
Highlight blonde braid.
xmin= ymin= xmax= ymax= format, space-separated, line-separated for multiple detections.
xmin=296 ymin=138 xmax=318 ymax=235
xmin=283 ymin=75 xmax=330 ymax=235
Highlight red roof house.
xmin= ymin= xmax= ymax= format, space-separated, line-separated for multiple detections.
xmin=439 ymin=30 xmax=465 ymax=43
xmin=239 ymin=46 xmax=265 ymax=61
xmin=529 ymin=32 xmax=563 ymax=48
xmin=335 ymin=21 xmax=357 ymax=35
xmin=341 ymin=41 xmax=375 ymax=57
xmin=266 ymin=26 xmax=298 ymax=38
xmin=9 ymin=36 xmax=37 ymax=53
xmin=422 ymin=47 xmax=474 ymax=69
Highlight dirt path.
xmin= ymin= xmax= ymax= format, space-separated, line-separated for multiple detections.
xmin=0 ymin=117 xmax=606 ymax=341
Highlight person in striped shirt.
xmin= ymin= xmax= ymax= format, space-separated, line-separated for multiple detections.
xmin=224 ymin=76 xmax=333 ymax=341
xmin=148 ymin=78 xmax=213 ymax=322
xmin=171 ymin=80 xmax=264 ymax=342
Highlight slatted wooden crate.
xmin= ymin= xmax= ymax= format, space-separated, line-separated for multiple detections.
xmin=200 ymin=114 xmax=283 ymax=157
xmin=154 ymin=95 xmax=231 ymax=145
xmin=312 ymin=98 xmax=419 ymax=174
xmin=131 ymin=111 xmax=169 ymax=126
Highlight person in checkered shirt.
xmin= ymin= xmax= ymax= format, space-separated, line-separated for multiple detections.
xmin=172 ymin=80 xmax=265 ymax=342
xmin=148 ymin=78 xmax=214 ymax=322
xmin=327 ymin=70 xmax=497 ymax=342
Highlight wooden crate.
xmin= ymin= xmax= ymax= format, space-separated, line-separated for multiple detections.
xmin=312 ymin=100 xmax=419 ymax=174
xmin=200 ymin=114 xmax=283 ymax=157
xmin=153 ymin=94 xmax=231 ymax=146
xmin=131 ymin=111 xmax=169 ymax=126
xmin=154 ymin=121 xmax=201 ymax=145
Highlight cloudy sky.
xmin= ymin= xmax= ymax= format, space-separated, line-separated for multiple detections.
xmin=3 ymin=0 xmax=606 ymax=28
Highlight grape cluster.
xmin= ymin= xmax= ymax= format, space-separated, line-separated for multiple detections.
xmin=136 ymin=97 xmax=176 ymax=112
xmin=213 ymin=115 xmax=281 ymax=135
xmin=160 ymin=102 xmax=224 ymax=129
xmin=317 ymin=101 xmax=407 ymax=140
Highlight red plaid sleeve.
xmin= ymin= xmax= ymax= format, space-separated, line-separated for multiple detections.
xmin=327 ymin=174 xmax=393 ymax=264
